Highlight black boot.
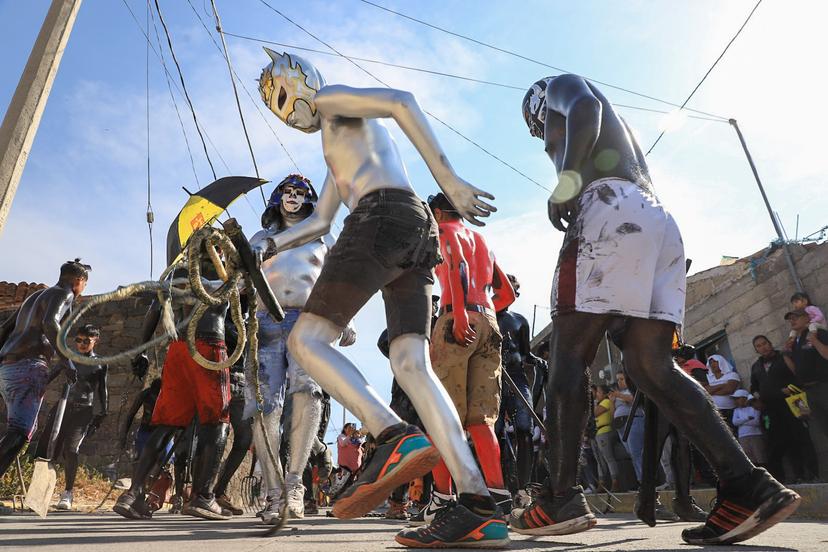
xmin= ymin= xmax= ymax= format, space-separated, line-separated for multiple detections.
xmin=182 ymin=423 xmax=230 ymax=520
xmin=114 ymin=426 xmax=177 ymax=520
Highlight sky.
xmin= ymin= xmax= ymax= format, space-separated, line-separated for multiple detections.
xmin=2 ymin=0 xmax=828 ymax=444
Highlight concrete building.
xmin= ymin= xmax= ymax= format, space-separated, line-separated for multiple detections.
xmin=530 ymin=241 xmax=828 ymax=386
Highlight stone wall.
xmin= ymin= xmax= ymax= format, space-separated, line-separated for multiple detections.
xmin=1 ymin=285 xmax=251 ymax=501
xmin=683 ymin=241 xmax=828 ymax=382
xmin=1 ymin=289 xmax=156 ymax=475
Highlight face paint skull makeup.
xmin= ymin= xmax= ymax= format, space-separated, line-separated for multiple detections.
xmin=280 ymin=185 xmax=308 ymax=214
xmin=522 ymin=77 xmax=553 ymax=139
xmin=259 ymin=49 xmax=326 ymax=133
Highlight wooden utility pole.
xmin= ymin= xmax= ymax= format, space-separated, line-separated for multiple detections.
xmin=0 ymin=0 xmax=82 ymax=235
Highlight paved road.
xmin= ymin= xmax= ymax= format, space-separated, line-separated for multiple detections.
xmin=1 ymin=510 xmax=825 ymax=551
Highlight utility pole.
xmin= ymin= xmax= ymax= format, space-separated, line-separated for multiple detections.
xmin=729 ymin=119 xmax=804 ymax=292
xmin=0 ymin=0 xmax=82 ymax=235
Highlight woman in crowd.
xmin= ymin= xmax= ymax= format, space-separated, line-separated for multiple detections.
xmin=705 ymin=355 xmax=741 ymax=431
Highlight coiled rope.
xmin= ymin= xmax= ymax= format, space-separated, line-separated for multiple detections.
xmin=57 ymin=223 xmax=287 ymax=531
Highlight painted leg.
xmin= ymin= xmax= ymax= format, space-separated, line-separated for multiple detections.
xmin=285 ymin=391 xmax=321 ymax=518
xmin=390 ymin=333 xmax=488 ymax=497
xmin=543 ymin=313 xmax=611 ymax=493
xmin=252 ymin=407 xmax=283 ymax=500
xmin=288 ymin=313 xmax=399 ymax=436
xmin=621 ymin=319 xmax=752 ymax=481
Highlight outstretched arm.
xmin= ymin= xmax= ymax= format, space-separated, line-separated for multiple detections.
xmin=314 ymin=85 xmax=496 ymax=226
xmin=253 ymin=171 xmax=341 ymax=256
xmin=544 ymin=74 xmax=602 ymax=231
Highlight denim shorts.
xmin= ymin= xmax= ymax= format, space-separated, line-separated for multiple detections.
xmin=304 ymin=188 xmax=441 ymax=341
xmin=243 ymin=309 xmax=321 ymax=419
xmin=0 ymin=358 xmax=50 ymax=440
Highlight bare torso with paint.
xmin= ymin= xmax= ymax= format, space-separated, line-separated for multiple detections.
xmin=545 ymin=79 xmax=655 ymax=195
xmin=319 ymin=114 xmax=413 ymax=211
xmin=250 ymin=229 xmax=331 ymax=310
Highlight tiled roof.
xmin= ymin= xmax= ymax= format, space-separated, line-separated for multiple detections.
xmin=0 ymin=281 xmax=48 ymax=311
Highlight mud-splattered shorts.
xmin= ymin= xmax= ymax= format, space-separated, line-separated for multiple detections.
xmin=552 ymin=177 xmax=685 ymax=325
xmin=0 ymin=358 xmax=50 ymax=440
xmin=304 ymin=188 xmax=441 ymax=341
xmin=430 ymin=311 xmax=502 ymax=426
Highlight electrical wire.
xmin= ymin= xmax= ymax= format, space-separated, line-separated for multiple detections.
xmin=122 ymin=0 xmax=232 ymax=180
xmin=256 ymin=0 xmax=551 ymax=194
xmin=185 ymin=0 xmax=303 ymax=174
xmin=209 ymin=0 xmax=267 ymax=206
xmin=358 ymin=0 xmax=730 ymax=122
xmin=153 ymin=0 xmax=217 ymax=180
xmin=646 ymin=0 xmax=763 ymax=155
xmin=147 ymin=1 xmax=200 ymax=188
xmin=145 ymin=0 xmax=155 ymax=278
xmin=222 ymin=30 xmax=724 ymax=124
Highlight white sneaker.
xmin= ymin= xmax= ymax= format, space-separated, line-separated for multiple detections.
xmin=56 ymin=491 xmax=73 ymax=510
xmin=423 ymin=491 xmax=454 ymax=525
xmin=286 ymin=482 xmax=305 ymax=519
xmin=260 ymin=496 xmax=286 ymax=525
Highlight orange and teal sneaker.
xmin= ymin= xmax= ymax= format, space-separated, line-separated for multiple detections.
xmin=510 ymin=485 xmax=597 ymax=536
xmin=395 ymin=496 xmax=509 ymax=549
xmin=332 ymin=423 xmax=439 ymax=519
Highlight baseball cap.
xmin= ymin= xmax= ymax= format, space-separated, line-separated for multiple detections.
xmin=732 ymin=389 xmax=750 ymax=399
xmin=784 ymin=309 xmax=809 ymax=320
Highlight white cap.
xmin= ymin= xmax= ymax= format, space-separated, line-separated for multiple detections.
xmin=732 ymin=389 xmax=750 ymax=399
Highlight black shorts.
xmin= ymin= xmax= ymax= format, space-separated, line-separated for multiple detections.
xmin=34 ymin=403 xmax=94 ymax=459
xmin=304 ymin=188 xmax=441 ymax=341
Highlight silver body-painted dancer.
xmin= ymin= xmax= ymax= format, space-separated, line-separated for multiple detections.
xmin=247 ymin=175 xmax=354 ymax=523
xmin=255 ymin=49 xmax=496 ymax=498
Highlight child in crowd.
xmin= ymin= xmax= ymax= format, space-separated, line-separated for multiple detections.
xmin=731 ymin=389 xmax=767 ymax=467
xmin=790 ymin=292 xmax=826 ymax=333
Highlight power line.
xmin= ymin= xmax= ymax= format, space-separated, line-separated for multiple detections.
xmin=358 ymin=0 xmax=730 ymax=122
xmin=256 ymin=0 xmax=551 ymax=194
xmin=145 ymin=0 xmax=155 ymax=278
xmin=223 ymin=30 xmax=725 ymax=124
xmin=646 ymin=0 xmax=763 ymax=156
xmin=184 ymin=0 xmax=303 ymax=174
xmin=153 ymin=0 xmax=217 ymax=180
xmin=146 ymin=1 xmax=200 ymax=188
xmin=209 ymin=0 xmax=267 ymax=206
xmin=223 ymin=31 xmax=525 ymax=91
xmin=122 ymin=0 xmax=233 ymax=181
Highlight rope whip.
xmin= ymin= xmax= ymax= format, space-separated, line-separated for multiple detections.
xmin=58 ymin=222 xmax=287 ymax=531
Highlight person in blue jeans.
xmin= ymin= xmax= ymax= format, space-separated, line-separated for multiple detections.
xmin=610 ymin=372 xmax=644 ymax=483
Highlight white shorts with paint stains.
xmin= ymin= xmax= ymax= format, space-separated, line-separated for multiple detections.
xmin=551 ymin=177 xmax=685 ymax=325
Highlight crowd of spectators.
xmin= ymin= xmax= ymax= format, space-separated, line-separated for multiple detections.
xmin=580 ymin=291 xmax=828 ymax=498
